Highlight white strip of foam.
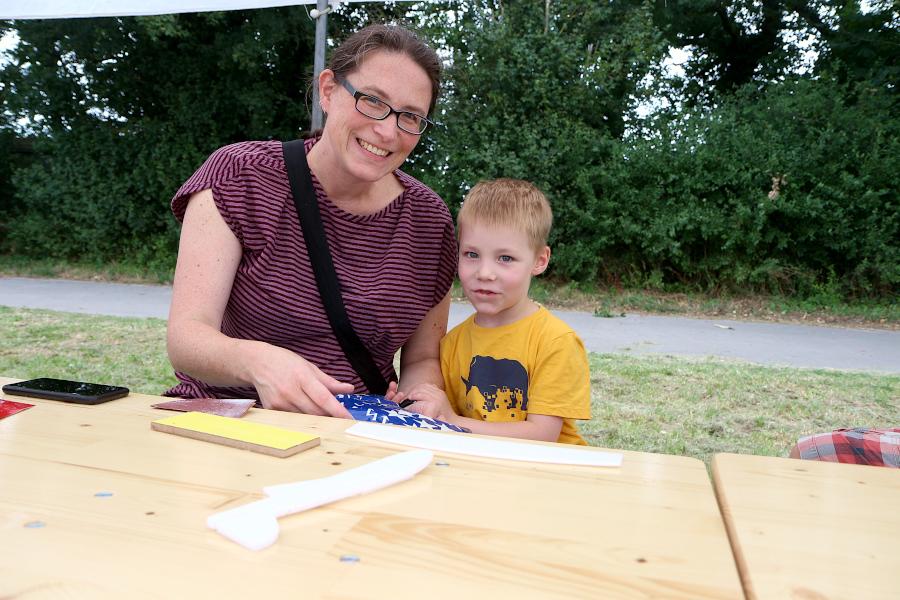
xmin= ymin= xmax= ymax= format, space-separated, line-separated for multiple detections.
xmin=345 ymin=423 xmax=622 ymax=467
xmin=207 ymin=449 xmax=433 ymax=551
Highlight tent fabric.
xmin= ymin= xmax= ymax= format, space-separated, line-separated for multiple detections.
xmin=1 ymin=0 xmax=350 ymax=20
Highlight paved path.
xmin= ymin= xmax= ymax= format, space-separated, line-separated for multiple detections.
xmin=1 ymin=277 xmax=898 ymax=373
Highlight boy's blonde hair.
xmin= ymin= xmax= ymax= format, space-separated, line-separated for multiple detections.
xmin=457 ymin=179 xmax=552 ymax=253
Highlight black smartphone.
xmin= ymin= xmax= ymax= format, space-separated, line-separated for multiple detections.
xmin=2 ymin=378 xmax=129 ymax=405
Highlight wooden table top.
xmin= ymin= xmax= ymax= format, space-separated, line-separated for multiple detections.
xmin=1 ymin=378 xmax=743 ymax=599
xmin=713 ymin=452 xmax=900 ymax=600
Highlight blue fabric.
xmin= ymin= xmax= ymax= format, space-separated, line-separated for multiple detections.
xmin=336 ymin=394 xmax=470 ymax=433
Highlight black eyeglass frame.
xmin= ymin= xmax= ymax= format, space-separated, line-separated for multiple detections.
xmin=336 ymin=77 xmax=435 ymax=135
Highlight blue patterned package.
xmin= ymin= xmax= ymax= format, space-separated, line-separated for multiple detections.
xmin=335 ymin=394 xmax=470 ymax=433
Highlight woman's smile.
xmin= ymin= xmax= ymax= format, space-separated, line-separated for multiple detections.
xmin=357 ymin=137 xmax=390 ymax=158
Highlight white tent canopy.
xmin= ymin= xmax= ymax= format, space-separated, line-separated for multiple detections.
xmin=1 ymin=0 xmax=428 ymax=128
xmin=0 ymin=0 xmax=351 ymax=20
xmin=0 ymin=0 xmax=398 ymax=128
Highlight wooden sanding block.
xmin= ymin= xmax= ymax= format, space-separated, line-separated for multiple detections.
xmin=151 ymin=411 xmax=320 ymax=457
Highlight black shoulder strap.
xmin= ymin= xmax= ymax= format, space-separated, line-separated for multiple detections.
xmin=282 ymin=139 xmax=392 ymax=395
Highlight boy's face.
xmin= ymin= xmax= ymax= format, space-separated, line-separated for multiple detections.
xmin=457 ymin=221 xmax=550 ymax=328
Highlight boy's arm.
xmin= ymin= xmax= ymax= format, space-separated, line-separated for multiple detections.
xmin=395 ymin=293 xmax=451 ymax=393
xmin=447 ymin=414 xmax=564 ymax=443
xmin=404 ymin=384 xmax=564 ymax=443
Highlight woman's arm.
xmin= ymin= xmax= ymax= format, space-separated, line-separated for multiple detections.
xmin=166 ymin=190 xmax=352 ymax=417
xmin=395 ymin=292 xmax=451 ymax=393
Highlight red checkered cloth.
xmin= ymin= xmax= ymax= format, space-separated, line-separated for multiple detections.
xmin=796 ymin=428 xmax=900 ymax=468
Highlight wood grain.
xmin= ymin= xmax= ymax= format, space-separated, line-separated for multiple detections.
xmin=1 ymin=377 xmax=744 ymax=599
xmin=713 ymin=452 xmax=900 ymax=600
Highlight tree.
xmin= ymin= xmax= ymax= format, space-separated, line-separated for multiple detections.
xmin=1 ymin=10 xmax=321 ymax=266
xmin=786 ymin=0 xmax=899 ymax=89
xmin=414 ymin=0 xmax=666 ymax=279
xmin=652 ymin=0 xmax=899 ymax=103
xmin=653 ymin=0 xmax=787 ymax=97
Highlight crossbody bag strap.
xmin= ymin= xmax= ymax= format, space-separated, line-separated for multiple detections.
xmin=282 ymin=139 xmax=392 ymax=395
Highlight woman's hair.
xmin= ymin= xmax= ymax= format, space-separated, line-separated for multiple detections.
xmin=457 ymin=179 xmax=553 ymax=253
xmin=328 ymin=24 xmax=442 ymax=116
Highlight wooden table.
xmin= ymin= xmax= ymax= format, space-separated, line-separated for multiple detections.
xmin=1 ymin=377 xmax=743 ymax=599
xmin=713 ymin=452 xmax=900 ymax=599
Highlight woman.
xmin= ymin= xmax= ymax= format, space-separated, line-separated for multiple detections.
xmin=165 ymin=24 xmax=456 ymax=418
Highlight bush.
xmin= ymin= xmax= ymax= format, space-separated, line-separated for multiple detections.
xmin=2 ymin=11 xmax=318 ymax=266
xmin=7 ymin=123 xmax=202 ymax=266
xmin=573 ymin=78 xmax=899 ymax=297
xmin=3 ymin=9 xmax=897 ymax=300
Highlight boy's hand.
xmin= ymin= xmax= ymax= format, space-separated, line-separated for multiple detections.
xmin=402 ymin=383 xmax=456 ymax=421
xmin=387 ymin=382 xmax=418 ymax=409
xmin=384 ymin=380 xmax=401 ymax=402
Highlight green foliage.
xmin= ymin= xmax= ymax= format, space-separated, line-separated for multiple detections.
xmin=8 ymin=125 xmax=180 ymax=263
xmin=417 ymin=0 xmax=665 ymax=280
xmin=2 ymin=10 xmax=320 ymax=263
xmin=786 ymin=0 xmax=900 ymax=90
xmin=1 ymin=2 xmax=897 ymax=300
xmin=416 ymin=2 xmax=897 ymax=297
xmin=652 ymin=0 xmax=900 ymax=102
xmin=0 ymin=131 xmax=34 ymax=245
xmin=653 ymin=0 xmax=789 ymax=97
xmin=591 ymin=78 xmax=899 ymax=296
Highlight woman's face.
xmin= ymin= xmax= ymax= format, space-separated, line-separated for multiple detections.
xmin=319 ymin=50 xmax=432 ymax=185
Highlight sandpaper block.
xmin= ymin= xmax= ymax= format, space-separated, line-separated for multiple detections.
xmin=151 ymin=411 xmax=320 ymax=457
xmin=151 ymin=397 xmax=255 ymax=418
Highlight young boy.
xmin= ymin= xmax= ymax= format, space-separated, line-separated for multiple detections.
xmin=401 ymin=179 xmax=591 ymax=444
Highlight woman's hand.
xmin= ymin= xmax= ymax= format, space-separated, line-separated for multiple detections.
xmin=249 ymin=343 xmax=354 ymax=418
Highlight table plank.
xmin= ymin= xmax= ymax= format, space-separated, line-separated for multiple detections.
xmin=2 ymin=379 xmax=744 ymax=599
xmin=713 ymin=452 xmax=900 ymax=599
xmin=1 ymin=455 xmax=349 ymax=599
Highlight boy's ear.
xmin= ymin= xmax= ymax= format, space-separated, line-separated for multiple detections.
xmin=531 ymin=246 xmax=551 ymax=276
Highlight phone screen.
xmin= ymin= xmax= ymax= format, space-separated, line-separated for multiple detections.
xmin=3 ymin=378 xmax=129 ymax=404
xmin=12 ymin=378 xmax=120 ymax=395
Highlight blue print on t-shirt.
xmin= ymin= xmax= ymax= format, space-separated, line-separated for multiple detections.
xmin=461 ymin=355 xmax=529 ymax=412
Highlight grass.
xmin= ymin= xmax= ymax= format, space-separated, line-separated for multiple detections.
xmin=2 ymin=306 xmax=897 ymax=466
xmin=0 ymin=254 xmax=175 ymax=285
xmin=0 ymin=307 xmax=176 ymax=394
xmin=584 ymin=354 xmax=899 ymax=464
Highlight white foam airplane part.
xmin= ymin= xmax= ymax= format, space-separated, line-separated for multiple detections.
xmin=207 ymin=449 xmax=433 ymax=551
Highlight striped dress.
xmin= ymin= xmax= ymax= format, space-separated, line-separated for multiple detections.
xmin=165 ymin=138 xmax=457 ymax=399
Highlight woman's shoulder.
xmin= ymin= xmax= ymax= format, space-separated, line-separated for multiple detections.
xmin=205 ymin=140 xmax=284 ymax=173
xmin=173 ymin=140 xmax=285 ymax=222
xmin=395 ymin=170 xmax=451 ymax=215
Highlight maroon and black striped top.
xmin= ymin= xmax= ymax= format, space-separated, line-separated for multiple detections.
xmin=164 ymin=138 xmax=457 ymax=399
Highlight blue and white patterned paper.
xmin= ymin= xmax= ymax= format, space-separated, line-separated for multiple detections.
xmin=335 ymin=394 xmax=470 ymax=433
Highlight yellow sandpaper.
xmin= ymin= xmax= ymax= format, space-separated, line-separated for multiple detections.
xmin=151 ymin=411 xmax=319 ymax=454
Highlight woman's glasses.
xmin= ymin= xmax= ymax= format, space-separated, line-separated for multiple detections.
xmin=337 ymin=77 xmax=433 ymax=135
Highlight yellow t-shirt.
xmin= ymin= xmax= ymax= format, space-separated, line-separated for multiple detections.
xmin=440 ymin=306 xmax=591 ymax=445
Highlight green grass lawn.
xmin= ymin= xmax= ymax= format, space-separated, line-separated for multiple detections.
xmin=2 ymin=306 xmax=897 ymax=466
xmin=585 ymin=354 xmax=898 ymax=463
xmin=0 ymin=307 xmax=176 ymax=394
